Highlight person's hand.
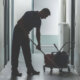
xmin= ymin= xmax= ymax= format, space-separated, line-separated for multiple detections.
xmin=36 ymin=44 xmax=41 ymax=50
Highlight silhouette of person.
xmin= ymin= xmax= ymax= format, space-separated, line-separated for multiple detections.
xmin=11 ymin=8 xmax=51 ymax=77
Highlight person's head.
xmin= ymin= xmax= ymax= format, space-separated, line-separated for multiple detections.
xmin=39 ymin=8 xmax=51 ymax=19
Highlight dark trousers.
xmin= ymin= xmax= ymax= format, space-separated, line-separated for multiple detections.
xmin=11 ymin=24 xmax=33 ymax=72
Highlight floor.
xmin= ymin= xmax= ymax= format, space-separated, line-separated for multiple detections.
xmin=0 ymin=53 xmax=80 ymax=80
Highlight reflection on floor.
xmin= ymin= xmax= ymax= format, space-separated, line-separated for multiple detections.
xmin=0 ymin=53 xmax=80 ymax=80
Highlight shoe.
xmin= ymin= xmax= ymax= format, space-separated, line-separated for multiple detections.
xmin=11 ymin=71 xmax=22 ymax=77
xmin=27 ymin=70 xmax=40 ymax=75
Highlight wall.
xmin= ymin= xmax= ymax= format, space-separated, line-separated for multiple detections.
xmin=9 ymin=0 xmax=12 ymax=60
xmin=58 ymin=0 xmax=71 ymax=53
xmin=59 ymin=0 xmax=66 ymax=22
xmin=34 ymin=0 xmax=59 ymax=35
xmin=66 ymin=0 xmax=71 ymax=27
xmin=65 ymin=0 xmax=71 ymax=56
xmin=14 ymin=0 xmax=32 ymax=26
xmin=0 ymin=0 xmax=4 ymax=71
xmin=75 ymin=0 xmax=80 ymax=74
xmin=33 ymin=0 xmax=60 ymax=53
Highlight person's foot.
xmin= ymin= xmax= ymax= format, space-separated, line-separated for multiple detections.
xmin=27 ymin=70 xmax=40 ymax=75
xmin=11 ymin=71 xmax=22 ymax=77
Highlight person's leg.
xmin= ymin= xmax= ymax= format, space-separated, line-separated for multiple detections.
xmin=11 ymin=26 xmax=22 ymax=76
xmin=21 ymin=35 xmax=40 ymax=75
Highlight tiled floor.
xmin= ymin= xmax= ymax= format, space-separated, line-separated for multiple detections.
xmin=0 ymin=53 xmax=80 ymax=80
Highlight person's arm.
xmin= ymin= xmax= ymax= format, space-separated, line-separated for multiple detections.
xmin=36 ymin=27 xmax=41 ymax=50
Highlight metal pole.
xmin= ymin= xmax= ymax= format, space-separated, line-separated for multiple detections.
xmin=71 ymin=0 xmax=75 ymax=65
xmin=4 ymin=0 xmax=10 ymax=65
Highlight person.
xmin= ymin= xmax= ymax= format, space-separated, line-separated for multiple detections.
xmin=11 ymin=8 xmax=51 ymax=77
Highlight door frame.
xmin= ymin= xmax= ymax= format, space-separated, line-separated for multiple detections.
xmin=71 ymin=0 xmax=75 ymax=65
xmin=4 ymin=0 xmax=10 ymax=65
xmin=4 ymin=0 xmax=75 ymax=65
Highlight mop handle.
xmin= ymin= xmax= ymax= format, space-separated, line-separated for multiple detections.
xmin=29 ymin=38 xmax=45 ymax=55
